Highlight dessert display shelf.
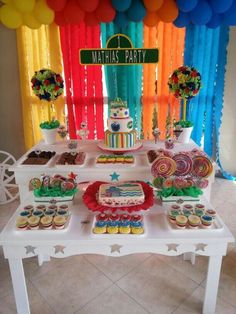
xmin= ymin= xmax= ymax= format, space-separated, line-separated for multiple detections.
xmin=10 ymin=140 xmax=216 ymax=203
xmin=0 ymin=192 xmax=234 ymax=314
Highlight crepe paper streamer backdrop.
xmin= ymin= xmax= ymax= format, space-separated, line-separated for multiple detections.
xmin=142 ymin=22 xmax=185 ymax=140
xmin=59 ymin=24 xmax=104 ymax=140
xmin=16 ymin=24 xmax=65 ymax=149
xmin=184 ymin=24 xmax=235 ymax=180
xmin=101 ymin=22 xmax=143 ymax=136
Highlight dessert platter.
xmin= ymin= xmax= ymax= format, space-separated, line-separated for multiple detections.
xmin=29 ymin=173 xmax=78 ymax=202
xmin=166 ymin=203 xmax=223 ymax=231
xmin=19 ymin=150 xmax=56 ymax=166
xmin=15 ymin=203 xmax=71 ymax=231
xmin=55 ymin=151 xmax=86 ymax=167
xmin=95 ymin=154 xmax=135 ymax=166
xmin=97 ymin=98 xmax=142 ymax=153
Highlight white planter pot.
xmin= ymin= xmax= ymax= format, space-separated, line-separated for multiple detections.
xmin=41 ymin=128 xmax=57 ymax=144
xmin=177 ymin=126 xmax=193 ymax=144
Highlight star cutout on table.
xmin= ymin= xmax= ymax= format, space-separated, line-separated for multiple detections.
xmin=25 ymin=245 xmax=37 ymax=254
xmin=68 ymin=172 xmax=77 ymax=180
xmin=167 ymin=243 xmax=179 ymax=252
xmin=54 ymin=245 xmax=66 ymax=254
xmin=195 ymin=243 xmax=207 ymax=252
xmin=110 ymin=172 xmax=120 ymax=181
xmin=110 ymin=244 xmax=122 ymax=253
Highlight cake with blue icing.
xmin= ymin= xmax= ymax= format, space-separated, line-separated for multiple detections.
xmin=105 ymin=98 xmax=137 ymax=149
xmin=98 ymin=182 xmax=145 ymax=207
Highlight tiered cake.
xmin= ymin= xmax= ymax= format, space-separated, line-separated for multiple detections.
xmin=105 ymin=98 xmax=137 ymax=149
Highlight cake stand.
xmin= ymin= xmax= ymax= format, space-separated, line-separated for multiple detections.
xmin=97 ymin=141 xmax=143 ymax=154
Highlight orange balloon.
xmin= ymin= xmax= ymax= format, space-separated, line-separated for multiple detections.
xmin=157 ymin=0 xmax=178 ymax=23
xmin=143 ymin=0 xmax=163 ymax=12
xmin=143 ymin=11 xmax=160 ymax=27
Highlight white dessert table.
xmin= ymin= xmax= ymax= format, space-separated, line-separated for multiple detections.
xmin=10 ymin=139 xmax=215 ymax=202
xmin=0 ymin=192 xmax=234 ymax=314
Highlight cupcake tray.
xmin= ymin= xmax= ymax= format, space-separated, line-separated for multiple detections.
xmin=95 ymin=155 xmax=135 ymax=167
xmin=167 ymin=215 xmax=223 ymax=231
xmin=91 ymin=216 xmax=146 ymax=237
xmin=53 ymin=152 xmax=87 ymax=168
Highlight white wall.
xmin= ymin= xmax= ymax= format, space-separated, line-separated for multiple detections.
xmin=0 ymin=25 xmax=25 ymax=159
xmin=219 ymin=27 xmax=236 ymax=176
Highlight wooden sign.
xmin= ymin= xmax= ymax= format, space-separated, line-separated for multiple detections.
xmin=79 ymin=34 xmax=158 ymax=65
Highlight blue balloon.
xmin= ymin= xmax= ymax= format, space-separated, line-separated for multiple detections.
xmin=126 ymin=0 xmax=146 ymax=22
xmin=206 ymin=14 xmax=222 ymax=28
xmin=174 ymin=11 xmax=190 ymax=28
xmin=223 ymin=1 xmax=236 ymax=25
xmin=112 ymin=0 xmax=132 ymax=12
xmin=176 ymin=0 xmax=198 ymax=13
xmin=209 ymin=0 xmax=233 ymax=14
xmin=190 ymin=0 xmax=212 ymax=25
xmin=114 ymin=12 xmax=129 ymax=28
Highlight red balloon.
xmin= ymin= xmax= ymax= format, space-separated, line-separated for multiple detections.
xmin=84 ymin=12 xmax=99 ymax=26
xmin=95 ymin=0 xmax=116 ymax=23
xmin=77 ymin=0 xmax=99 ymax=12
xmin=64 ymin=0 xmax=85 ymax=24
xmin=46 ymin=0 xmax=67 ymax=12
xmin=54 ymin=11 xmax=67 ymax=26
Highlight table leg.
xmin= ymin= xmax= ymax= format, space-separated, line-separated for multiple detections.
xmin=183 ymin=252 xmax=196 ymax=265
xmin=8 ymin=258 xmax=30 ymax=314
xmin=38 ymin=254 xmax=51 ymax=266
xmin=203 ymin=255 xmax=223 ymax=314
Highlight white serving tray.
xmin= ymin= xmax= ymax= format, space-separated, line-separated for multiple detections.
xmin=167 ymin=216 xmax=223 ymax=231
xmin=53 ymin=152 xmax=87 ymax=168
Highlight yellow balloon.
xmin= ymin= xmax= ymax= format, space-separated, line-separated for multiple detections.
xmin=13 ymin=0 xmax=35 ymax=13
xmin=33 ymin=0 xmax=54 ymax=25
xmin=0 ymin=5 xmax=23 ymax=29
xmin=23 ymin=13 xmax=41 ymax=29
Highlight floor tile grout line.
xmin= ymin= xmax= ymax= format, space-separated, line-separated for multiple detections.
xmin=72 ymin=282 xmax=115 ymax=314
xmin=113 ymin=283 xmax=151 ymax=314
xmin=26 ymin=276 xmax=57 ymax=314
xmin=170 ymin=283 xmax=202 ymax=314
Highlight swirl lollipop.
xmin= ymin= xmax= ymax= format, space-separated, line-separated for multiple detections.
xmin=173 ymin=153 xmax=193 ymax=176
xmin=192 ymin=156 xmax=213 ymax=178
xmin=151 ymin=157 xmax=176 ymax=178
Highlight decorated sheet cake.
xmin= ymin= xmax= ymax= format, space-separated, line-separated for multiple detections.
xmin=98 ymin=182 xmax=145 ymax=207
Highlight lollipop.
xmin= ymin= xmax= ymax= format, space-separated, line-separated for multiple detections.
xmin=192 ymin=156 xmax=213 ymax=178
xmin=196 ymin=179 xmax=209 ymax=189
xmin=173 ymin=153 xmax=193 ymax=177
xmin=173 ymin=177 xmax=188 ymax=189
xmin=29 ymin=178 xmax=41 ymax=189
xmin=151 ymin=157 xmax=176 ymax=178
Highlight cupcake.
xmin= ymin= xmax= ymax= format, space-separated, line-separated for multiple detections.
xmin=16 ymin=216 xmax=28 ymax=230
xmin=201 ymin=215 xmax=213 ymax=228
xmin=131 ymin=214 xmax=143 ymax=222
xmin=168 ymin=209 xmax=180 ymax=224
xmin=48 ymin=205 xmax=58 ymax=211
xmin=56 ymin=210 xmax=69 ymax=217
xmin=32 ymin=210 xmax=44 ymax=218
xmin=119 ymin=221 xmax=131 ymax=234
xmin=44 ymin=209 xmax=56 ymax=217
xmin=93 ymin=221 xmax=107 ymax=234
xmin=28 ymin=216 xmax=40 ymax=230
xmin=107 ymin=221 xmax=119 ymax=234
xmin=188 ymin=215 xmax=201 ymax=229
xmin=183 ymin=204 xmax=193 ymax=211
xmin=195 ymin=204 xmax=205 ymax=211
xmin=53 ymin=216 xmax=67 ymax=230
xmin=131 ymin=221 xmax=144 ymax=234
xmin=171 ymin=204 xmax=181 ymax=211
xmin=41 ymin=216 xmax=53 ymax=230
xmin=194 ymin=208 xmax=205 ymax=217
xmin=182 ymin=209 xmax=192 ymax=218
xmin=109 ymin=213 xmax=120 ymax=221
xmin=36 ymin=205 xmax=46 ymax=211
xmin=20 ymin=210 xmax=31 ymax=218
xmin=205 ymin=209 xmax=217 ymax=219
xmin=96 ymin=213 xmax=109 ymax=222
xmin=24 ymin=205 xmax=34 ymax=212
xmin=175 ymin=215 xmax=188 ymax=229
xmin=59 ymin=204 xmax=69 ymax=211
xmin=120 ymin=214 xmax=131 ymax=222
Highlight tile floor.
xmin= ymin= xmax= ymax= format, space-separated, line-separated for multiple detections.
xmin=0 ymin=177 xmax=236 ymax=314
